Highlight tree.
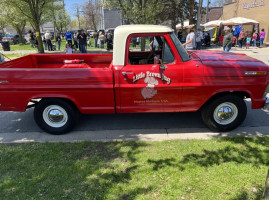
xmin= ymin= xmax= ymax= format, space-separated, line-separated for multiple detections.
xmin=81 ymin=0 xmax=102 ymax=31
xmin=0 ymin=6 xmax=27 ymax=44
xmin=104 ymin=0 xmax=164 ymax=51
xmin=44 ymin=2 xmax=71 ymax=34
xmin=55 ymin=8 xmax=71 ymax=33
xmin=189 ymin=0 xmax=195 ymax=25
xmin=1 ymin=0 xmax=58 ymax=53
xmin=159 ymin=0 xmax=195 ymax=31
xmin=0 ymin=5 xmax=8 ymax=34
xmin=103 ymin=0 xmax=163 ymax=24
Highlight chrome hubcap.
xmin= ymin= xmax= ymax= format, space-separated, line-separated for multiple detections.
xmin=48 ymin=109 xmax=64 ymax=123
xmin=213 ymin=102 xmax=238 ymax=125
xmin=43 ymin=105 xmax=68 ymax=128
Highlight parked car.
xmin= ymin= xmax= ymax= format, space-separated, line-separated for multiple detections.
xmin=87 ymin=30 xmax=94 ymax=38
xmin=98 ymin=29 xmax=105 ymax=35
xmin=0 ymin=33 xmax=4 ymax=42
xmin=105 ymin=28 xmax=115 ymax=35
xmin=0 ymin=25 xmax=268 ymax=135
xmin=2 ymin=34 xmax=20 ymax=44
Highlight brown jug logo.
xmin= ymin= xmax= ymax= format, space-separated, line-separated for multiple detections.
xmin=133 ymin=71 xmax=171 ymax=99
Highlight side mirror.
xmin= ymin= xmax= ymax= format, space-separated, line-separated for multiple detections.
xmin=159 ymin=59 xmax=168 ymax=70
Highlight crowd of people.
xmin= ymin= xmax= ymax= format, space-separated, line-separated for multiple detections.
xmin=26 ymin=26 xmax=267 ymax=54
xmin=181 ymin=26 xmax=266 ymax=53
xmin=63 ymin=29 xmax=114 ymax=54
xmin=223 ymin=26 xmax=266 ymax=52
xmin=27 ymin=29 xmax=114 ymax=54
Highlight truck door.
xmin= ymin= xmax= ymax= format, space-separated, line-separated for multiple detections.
xmin=119 ymin=34 xmax=183 ymax=113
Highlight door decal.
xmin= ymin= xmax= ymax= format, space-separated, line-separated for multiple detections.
xmin=141 ymin=77 xmax=158 ymax=99
xmin=132 ymin=71 xmax=171 ymax=100
xmin=133 ymin=71 xmax=171 ymax=85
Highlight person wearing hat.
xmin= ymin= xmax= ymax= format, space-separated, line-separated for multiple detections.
xmin=223 ymin=26 xmax=233 ymax=52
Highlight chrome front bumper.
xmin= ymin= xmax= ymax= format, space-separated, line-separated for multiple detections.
xmin=264 ymin=98 xmax=269 ymax=110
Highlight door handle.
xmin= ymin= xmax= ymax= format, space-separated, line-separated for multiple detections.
xmin=122 ymin=72 xmax=135 ymax=76
xmin=160 ymin=65 xmax=168 ymax=70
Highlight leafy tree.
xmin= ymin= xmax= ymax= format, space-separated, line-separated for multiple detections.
xmin=1 ymin=0 xmax=58 ymax=53
xmin=44 ymin=2 xmax=71 ymax=35
xmin=103 ymin=0 xmax=163 ymax=24
xmin=159 ymin=0 xmax=197 ymax=31
xmin=0 ymin=6 xmax=27 ymax=43
xmin=55 ymin=8 xmax=71 ymax=33
xmin=0 ymin=6 xmax=8 ymax=34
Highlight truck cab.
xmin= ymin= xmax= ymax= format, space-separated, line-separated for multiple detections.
xmin=0 ymin=25 xmax=268 ymax=134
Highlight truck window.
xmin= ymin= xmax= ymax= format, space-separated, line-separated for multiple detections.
xmin=170 ymin=33 xmax=190 ymax=62
xmin=128 ymin=36 xmax=174 ymax=65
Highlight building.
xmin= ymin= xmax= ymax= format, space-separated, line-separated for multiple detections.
xmin=219 ymin=0 xmax=268 ymax=42
xmin=41 ymin=22 xmax=54 ymax=33
xmin=201 ymin=7 xmax=223 ymax=24
xmin=104 ymin=9 xmax=122 ymax=29
xmin=95 ymin=0 xmax=122 ymax=30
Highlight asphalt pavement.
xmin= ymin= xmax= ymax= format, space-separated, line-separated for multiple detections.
xmin=0 ymin=100 xmax=268 ymax=143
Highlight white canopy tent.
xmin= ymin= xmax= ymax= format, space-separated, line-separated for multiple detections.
xmin=201 ymin=20 xmax=224 ymax=27
xmin=222 ymin=17 xmax=258 ymax=26
xmin=176 ymin=20 xmax=195 ymax=29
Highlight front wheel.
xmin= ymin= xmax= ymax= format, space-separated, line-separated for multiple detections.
xmin=34 ymin=98 xmax=79 ymax=135
xmin=201 ymin=95 xmax=247 ymax=132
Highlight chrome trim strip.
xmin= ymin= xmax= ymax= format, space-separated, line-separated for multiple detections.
xmin=0 ymin=81 xmax=8 ymax=84
xmin=245 ymin=71 xmax=267 ymax=75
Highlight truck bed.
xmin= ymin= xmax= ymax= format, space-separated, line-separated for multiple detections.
xmin=0 ymin=54 xmax=113 ymax=69
xmin=0 ymin=54 xmax=115 ymax=113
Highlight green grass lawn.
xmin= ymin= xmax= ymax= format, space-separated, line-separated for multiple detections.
xmin=3 ymin=53 xmax=30 ymax=59
xmin=1 ymin=137 xmax=268 ymax=200
xmin=8 ymin=39 xmax=106 ymax=52
xmin=10 ymin=44 xmax=34 ymax=51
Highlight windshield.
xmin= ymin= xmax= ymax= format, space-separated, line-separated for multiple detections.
xmin=170 ymin=33 xmax=190 ymax=62
xmin=6 ymin=35 xmax=15 ymax=37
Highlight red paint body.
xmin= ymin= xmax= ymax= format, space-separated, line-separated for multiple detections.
xmin=0 ymin=34 xmax=268 ymax=115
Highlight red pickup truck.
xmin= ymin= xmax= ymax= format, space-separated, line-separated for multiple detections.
xmin=0 ymin=25 xmax=268 ymax=134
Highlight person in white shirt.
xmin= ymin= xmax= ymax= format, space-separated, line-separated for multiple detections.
xmin=196 ymin=28 xmax=203 ymax=50
xmin=183 ymin=28 xmax=196 ymax=50
xmin=44 ymin=30 xmax=52 ymax=51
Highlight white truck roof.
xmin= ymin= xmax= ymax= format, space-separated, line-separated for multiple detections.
xmin=113 ymin=25 xmax=173 ymax=66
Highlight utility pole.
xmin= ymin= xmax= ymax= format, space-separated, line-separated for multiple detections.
xmin=206 ymin=0 xmax=210 ymax=23
xmin=196 ymin=0 xmax=203 ymax=29
xmin=77 ymin=6 xmax=81 ymax=29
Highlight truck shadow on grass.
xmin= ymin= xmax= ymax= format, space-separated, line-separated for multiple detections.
xmin=0 ymin=141 xmax=153 ymax=199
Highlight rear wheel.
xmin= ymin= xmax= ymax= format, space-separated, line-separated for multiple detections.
xmin=201 ymin=95 xmax=247 ymax=132
xmin=34 ymin=98 xmax=79 ymax=135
